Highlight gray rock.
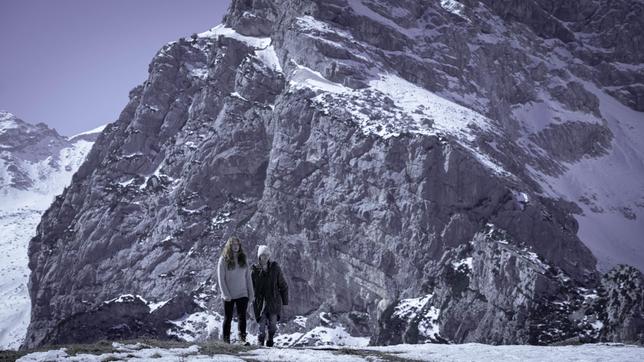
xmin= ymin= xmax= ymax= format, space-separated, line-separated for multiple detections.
xmin=529 ymin=121 xmax=613 ymax=164
xmin=596 ymin=266 xmax=644 ymax=344
xmin=549 ymin=82 xmax=601 ymax=116
xmin=22 ymin=0 xmax=643 ymax=350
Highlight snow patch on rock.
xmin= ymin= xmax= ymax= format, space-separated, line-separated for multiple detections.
xmin=198 ymin=24 xmax=271 ymax=49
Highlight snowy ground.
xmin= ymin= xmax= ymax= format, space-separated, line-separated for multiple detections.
xmin=11 ymin=341 xmax=644 ymax=361
xmin=0 ymin=209 xmax=41 ymax=350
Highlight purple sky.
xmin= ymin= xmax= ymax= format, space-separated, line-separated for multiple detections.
xmin=0 ymin=0 xmax=231 ymax=137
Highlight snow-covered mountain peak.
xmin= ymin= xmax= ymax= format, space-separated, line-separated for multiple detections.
xmin=0 ymin=115 xmax=103 ymax=200
xmin=0 ymin=114 xmax=103 ymax=350
xmin=0 ymin=111 xmax=19 ymax=131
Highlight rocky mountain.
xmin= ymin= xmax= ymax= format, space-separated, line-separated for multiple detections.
xmin=0 ymin=111 xmax=103 ymax=350
xmin=22 ymin=0 xmax=644 ymax=349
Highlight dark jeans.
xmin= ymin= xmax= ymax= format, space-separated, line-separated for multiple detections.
xmin=257 ymin=309 xmax=278 ymax=346
xmin=223 ymin=297 xmax=248 ymax=341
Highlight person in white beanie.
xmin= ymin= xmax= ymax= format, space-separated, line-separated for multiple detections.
xmin=217 ymin=236 xmax=254 ymax=344
xmin=251 ymin=244 xmax=288 ymax=347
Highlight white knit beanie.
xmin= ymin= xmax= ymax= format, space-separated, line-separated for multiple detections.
xmin=257 ymin=244 xmax=271 ymax=258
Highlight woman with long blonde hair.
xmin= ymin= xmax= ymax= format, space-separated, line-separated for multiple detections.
xmin=217 ymin=236 xmax=254 ymax=344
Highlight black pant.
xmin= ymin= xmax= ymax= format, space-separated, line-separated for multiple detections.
xmin=257 ymin=309 xmax=278 ymax=346
xmin=223 ymin=297 xmax=248 ymax=340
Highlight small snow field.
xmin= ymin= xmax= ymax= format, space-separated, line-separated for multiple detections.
xmin=5 ymin=339 xmax=643 ymax=361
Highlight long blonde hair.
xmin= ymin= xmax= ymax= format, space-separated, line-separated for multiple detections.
xmin=221 ymin=236 xmax=247 ymax=269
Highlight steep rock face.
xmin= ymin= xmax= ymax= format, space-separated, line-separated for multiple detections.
xmin=596 ymin=266 xmax=644 ymax=343
xmin=479 ymin=0 xmax=644 ymax=110
xmin=24 ymin=0 xmax=643 ymax=348
xmin=376 ymin=226 xmax=643 ymax=345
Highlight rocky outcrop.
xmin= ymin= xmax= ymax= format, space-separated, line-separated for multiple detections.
xmin=596 ymin=266 xmax=644 ymax=344
xmin=481 ymin=0 xmax=644 ymax=111
xmin=529 ymin=121 xmax=613 ymax=163
xmin=376 ymin=226 xmax=644 ymax=345
xmin=23 ymin=0 xmax=644 ymax=349
xmin=39 ymin=292 xmax=203 ymax=346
